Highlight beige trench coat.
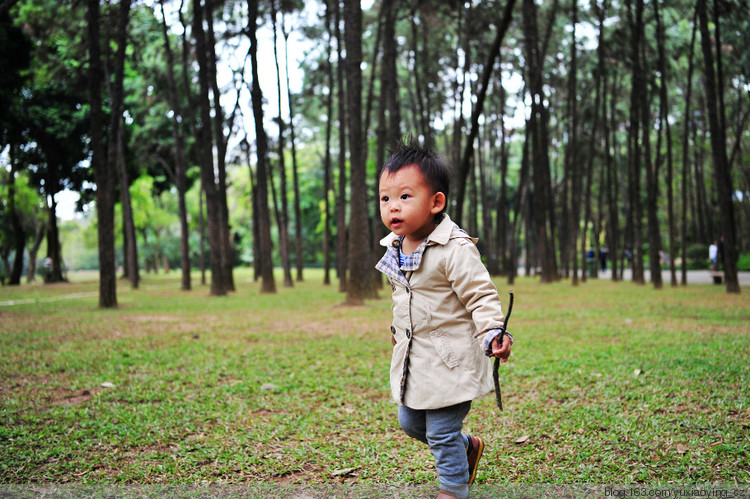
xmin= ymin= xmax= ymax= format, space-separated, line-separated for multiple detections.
xmin=376 ymin=214 xmax=505 ymax=410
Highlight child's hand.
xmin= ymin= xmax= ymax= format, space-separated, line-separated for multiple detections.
xmin=490 ymin=334 xmax=512 ymax=362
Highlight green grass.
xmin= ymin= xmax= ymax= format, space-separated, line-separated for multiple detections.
xmin=1 ymin=269 xmax=748 ymax=486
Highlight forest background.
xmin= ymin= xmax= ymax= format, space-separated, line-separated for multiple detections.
xmin=1 ymin=0 xmax=750 ymax=304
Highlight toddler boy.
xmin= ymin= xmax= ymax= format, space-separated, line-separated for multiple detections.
xmin=375 ymin=141 xmax=513 ymax=499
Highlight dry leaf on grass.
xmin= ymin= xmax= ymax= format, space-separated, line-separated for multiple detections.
xmin=331 ymin=467 xmax=359 ymax=477
xmin=515 ymin=435 xmax=530 ymax=445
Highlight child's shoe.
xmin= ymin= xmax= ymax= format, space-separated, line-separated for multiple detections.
xmin=466 ymin=435 xmax=485 ymax=485
xmin=436 ymin=491 xmax=459 ymax=499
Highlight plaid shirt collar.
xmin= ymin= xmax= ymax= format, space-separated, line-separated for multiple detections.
xmin=375 ymin=214 xmax=461 ymax=287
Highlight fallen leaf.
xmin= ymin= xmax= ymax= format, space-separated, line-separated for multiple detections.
xmin=675 ymin=444 xmax=689 ymax=454
xmin=260 ymin=383 xmax=278 ymax=391
xmin=100 ymin=382 xmax=115 ymax=388
xmin=331 ymin=467 xmax=359 ymax=477
xmin=515 ymin=435 xmax=530 ymax=445
xmin=633 ymin=369 xmax=643 ymax=376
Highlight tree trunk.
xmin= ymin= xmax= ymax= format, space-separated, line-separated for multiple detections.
xmin=454 ymin=0 xmax=516 ymax=226
xmin=248 ymin=0 xmax=276 ymax=293
xmin=241 ymin=138 xmax=261 ymax=282
xmin=334 ymin=0 xmax=348 ymax=293
xmin=496 ymin=104 xmax=512 ymax=276
xmin=641 ymin=0 xmax=662 ymax=289
xmin=509 ymin=128 xmax=532 ymax=285
xmin=271 ymin=0 xmax=293 ymax=288
xmin=280 ymin=14 xmax=304 ymax=283
xmin=654 ymin=0 xmax=676 ymax=287
xmin=159 ymin=0 xmax=190 ymax=291
xmin=408 ymin=6 xmax=430 ymax=144
xmin=344 ymin=0 xmax=371 ymax=304
xmin=193 ymin=0 xmax=226 ymax=296
xmin=363 ymin=5 xmax=382 ymax=256
xmin=680 ymin=8 xmax=698 ymax=286
xmin=117 ymin=116 xmax=139 ymax=289
xmin=567 ymin=0 xmax=581 ymax=285
xmin=8 ymin=157 xmax=25 ymax=285
xmin=322 ymin=0 xmax=334 ymax=286
xmin=522 ymin=0 xmax=558 ymax=282
xmin=204 ymin=0 xmax=234 ymax=292
xmin=697 ymin=0 xmax=740 ymax=293
xmin=108 ymin=0 xmax=135 ymax=291
xmin=600 ymin=1 xmax=620 ymax=282
xmin=626 ymin=0 xmax=645 ymax=284
xmin=88 ymin=0 xmax=117 ymax=307
xmin=372 ymin=0 xmax=401 ymax=284
xmin=43 ymin=173 xmax=65 ymax=283
xmin=199 ymin=186 xmax=207 ymax=285
xmin=27 ymin=222 xmax=46 ymax=283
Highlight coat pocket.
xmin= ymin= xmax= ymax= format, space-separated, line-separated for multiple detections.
xmin=429 ymin=329 xmax=460 ymax=369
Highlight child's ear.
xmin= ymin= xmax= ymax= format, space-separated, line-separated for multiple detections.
xmin=431 ymin=192 xmax=446 ymax=214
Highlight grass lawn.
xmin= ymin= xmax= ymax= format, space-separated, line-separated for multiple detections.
xmin=1 ymin=268 xmax=748 ymax=487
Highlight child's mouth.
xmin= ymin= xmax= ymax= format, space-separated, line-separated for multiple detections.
xmin=391 ymin=218 xmax=403 ymax=228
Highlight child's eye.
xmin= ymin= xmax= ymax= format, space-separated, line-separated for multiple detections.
xmin=381 ymin=196 xmax=389 ymax=202
xmin=400 ymin=194 xmax=410 ymax=200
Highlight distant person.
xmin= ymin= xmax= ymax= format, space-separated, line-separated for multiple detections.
xmin=709 ymin=241 xmax=718 ymax=270
xmin=375 ymin=140 xmax=513 ymax=499
xmin=717 ymin=237 xmax=725 ymax=271
xmin=599 ymin=247 xmax=608 ymax=272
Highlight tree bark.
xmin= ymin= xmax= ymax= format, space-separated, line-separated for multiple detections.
xmin=697 ymin=0 xmax=740 ymax=293
xmin=454 ymin=0 xmax=516 ymax=226
xmin=322 ymin=0 xmax=334 ymax=286
xmin=271 ymin=0 xmax=293 ymax=288
xmin=248 ymin=0 xmax=277 ymax=293
xmin=27 ymin=222 xmax=46 ymax=283
xmin=344 ymin=0 xmax=371 ymax=304
xmin=334 ymin=0 xmax=348 ymax=293
xmin=193 ymin=0 xmax=226 ymax=296
xmin=8 ymin=156 xmax=25 ymax=286
xmin=280 ymin=13 xmax=304 ymax=283
xmin=522 ymin=0 xmax=558 ymax=282
xmin=626 ymin=0 xmax=645 ymax=284
xmin=88 ymin=0 xmax=117 ymax=307
xmin=680 ymin=10 xmax=697 ymax=286
xmin=204 ymin=0 xmax=234 ymax=292
xmin=159 ymin=0 xmax=190 ymax=291
xmin=567 ymin=0 xmax=581 ymax=285
xmin=654 ymin=0 xmax=676 ymax=287
xmin=641 ymin=0 xmax=662 ymax=290
xmin=108 ymin=0 xmax=136 ymax=291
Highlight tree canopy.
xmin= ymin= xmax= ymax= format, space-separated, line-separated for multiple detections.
xmin=1 ymin=0 xmax=748 ymax=301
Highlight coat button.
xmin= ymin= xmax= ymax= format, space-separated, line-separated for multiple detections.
xmin=390 ymin=326 xmax=396 ymax=335
xmin=406 ymin=329 xmax=411 ymax=338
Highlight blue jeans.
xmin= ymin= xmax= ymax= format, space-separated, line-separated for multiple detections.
xmin=398 ymin=401 xmax=472 ymax=499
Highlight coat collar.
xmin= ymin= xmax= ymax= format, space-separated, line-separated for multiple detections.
xmin=376 ymin=214 xmax=475 ymax=287
xmin=378 ymin=213 xmax=463 ymax=248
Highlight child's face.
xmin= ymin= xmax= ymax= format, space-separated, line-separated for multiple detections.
xmin=379 ymin=164 xmax=446 ymax=243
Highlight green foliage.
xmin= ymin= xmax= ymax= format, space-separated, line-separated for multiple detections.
xmin=737 ymin=253 xmax=750 ymax=272
xmin=60 ymin=218 xmax=99 ymax=271
xmin=686 ymin=243 xmax=709 ymax=269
